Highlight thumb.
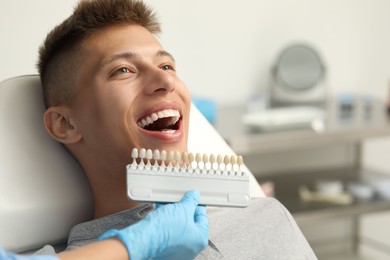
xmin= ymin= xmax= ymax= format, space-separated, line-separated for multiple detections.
xmin=180 ymin=190 xmax=200 ymax=206
xmin=194 ymin=205 xmax=208 ymax=231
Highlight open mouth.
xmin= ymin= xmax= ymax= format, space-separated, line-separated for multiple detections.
xmin=137 ymin=109 xmax=181 ymax=133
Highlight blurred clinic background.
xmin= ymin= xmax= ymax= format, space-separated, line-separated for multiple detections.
xmin=1 ymin=0 xmax=390 ymax=259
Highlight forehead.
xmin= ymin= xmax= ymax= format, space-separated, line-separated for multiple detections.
xmin=83 ymin=24 xmax=163 ymax=61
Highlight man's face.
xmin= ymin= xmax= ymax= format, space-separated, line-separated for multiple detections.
xmin=71 ymin=24 xmax=191 ymax=160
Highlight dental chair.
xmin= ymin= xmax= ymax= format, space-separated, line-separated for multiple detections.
xmin=0 ymin=75 xmax=264 ymax=253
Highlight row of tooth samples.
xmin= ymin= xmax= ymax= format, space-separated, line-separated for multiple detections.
xmin=130 ymin=148 xmax=245 ymax=176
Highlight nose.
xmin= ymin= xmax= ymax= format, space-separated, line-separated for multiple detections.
xmin=142 ymin=66 xmax=175 ymax=95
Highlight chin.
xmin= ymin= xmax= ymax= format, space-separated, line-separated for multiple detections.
xmin=144 ymin=140 xmax=188 ymax=153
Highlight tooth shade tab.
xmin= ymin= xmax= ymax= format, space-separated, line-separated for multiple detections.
xmin=129 ymin=148 xmax=246 ymax=177
xmin=210 ymin=154 xmax=216 ymax=163
xmin=131 ymin=148 xmax=138 ymax=167
xmin=153 ymin=150 xmax=160 ymax=160
xmin=139 ymin=148 xmax=146 ymax=159
xmin=146 ymin=149 xmax=153 ymax=160
xmin=131 ymin=148 xmax=138 ymax=159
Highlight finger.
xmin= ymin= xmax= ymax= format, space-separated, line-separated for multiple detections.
xmin=194 ymin=205 xmax=208 ymax=231
xmin=155 ymin=202 xmax=168 ymax=210
xmin=180 ymin=189 xmax=200 ymax=206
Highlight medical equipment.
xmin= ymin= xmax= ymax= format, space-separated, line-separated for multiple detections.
xmin=242 ymin=106 xmax=325 ymax=131
xmin=270 ymin=43 xmax=326 ymax=107
xmin=127 ymin=148 xmax=251 ymax=207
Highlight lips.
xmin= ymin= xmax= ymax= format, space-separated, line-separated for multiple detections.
xmin=137 ymin=109 xmax=181 ymax=132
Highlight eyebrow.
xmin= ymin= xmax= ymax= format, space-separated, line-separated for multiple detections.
xmin=101 ymin=50 xmax=175 ymax=68
xmin=157 ymin=50 xmax=175 ymax=62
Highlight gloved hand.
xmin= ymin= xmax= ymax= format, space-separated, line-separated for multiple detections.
xmin=98 ymin=190 xmax=209 ymax=260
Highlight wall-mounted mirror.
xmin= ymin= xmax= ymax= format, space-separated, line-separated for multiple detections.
xmin=242 ymin=43 xmax=327 ymax=132
xmin=270 ymin=43 xmax=326 ymax=107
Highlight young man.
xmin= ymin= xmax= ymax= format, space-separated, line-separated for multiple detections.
xmin=37 ymin=0 xmax=316 ymax=258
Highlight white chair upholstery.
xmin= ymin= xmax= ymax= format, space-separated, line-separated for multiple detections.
xmin=0 ymin=75 xmax=263 ymax=253
xmin=0 ymin=75 xmax=93 ymax=252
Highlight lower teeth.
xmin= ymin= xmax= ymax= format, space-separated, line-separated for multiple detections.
xmin=162 ymin=129 xmax=176 ymax=134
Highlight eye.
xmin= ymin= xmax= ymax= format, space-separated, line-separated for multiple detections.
xmin=160 ymin=64 xmax=175 ymax=71
xmin=110 ymin=66 xmax=135 ymax=79
xmin=114 ymin=67 xmax=130 ymax=75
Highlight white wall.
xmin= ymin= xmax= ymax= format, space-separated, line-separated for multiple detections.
xmin=0 ymin=1 xmax=79 ymax=81
xmin=1 ymin=0 xmax=390 ymax=105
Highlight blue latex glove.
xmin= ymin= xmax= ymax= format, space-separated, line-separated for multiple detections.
xmin=98 ymin=190 xmax=209 ymax=260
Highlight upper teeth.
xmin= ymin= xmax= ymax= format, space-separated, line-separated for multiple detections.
xmin=137 ymin=109 xmax=180 ymax=128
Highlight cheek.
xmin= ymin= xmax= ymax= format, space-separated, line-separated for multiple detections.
xmin=102 ymin=95 xmax=135 ymax=134
xmin=108 ymin=92 xmax=138 ymax=136
xmin=182 ymin=87 xmax=192 ymax=120
xmin=176 ymin=81 xmax=191 ymax=106
xmin=81 ymin=88 xmax=135 ymax=147
xmin=102 ymin=85 xmax=137 ymax=116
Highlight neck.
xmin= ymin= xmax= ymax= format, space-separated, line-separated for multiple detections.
xmin=84 ymin=160 xmax=139 ymax=219
xmin=93 ymin=187 xmax=139 ymax=219
xmin=71 ymin=143 xmax=140 ymax=218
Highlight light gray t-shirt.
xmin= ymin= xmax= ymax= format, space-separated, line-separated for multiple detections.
xmin=38 ymin=198 xmax=317 ymax=259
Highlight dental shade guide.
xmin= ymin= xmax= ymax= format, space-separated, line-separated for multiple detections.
xmin=126 ymin=148 xmax=251 ymax=207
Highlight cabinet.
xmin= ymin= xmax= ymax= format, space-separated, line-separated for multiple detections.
xmin=215 ymin=98 xmax=390 ymax=257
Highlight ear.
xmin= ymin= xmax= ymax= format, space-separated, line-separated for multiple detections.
xmin=43 ymin=106 xmax=82 ymax=144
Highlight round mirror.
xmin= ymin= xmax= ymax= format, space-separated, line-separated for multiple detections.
xmin=273 ymin=44 xmax=324 ymax=92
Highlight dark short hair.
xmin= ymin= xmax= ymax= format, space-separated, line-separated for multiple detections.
xmin=37 ymin=0 xmax=160 ymax=107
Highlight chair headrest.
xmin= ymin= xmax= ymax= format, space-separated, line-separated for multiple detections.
xmin=0 ymin=75 xmax=93 ymax=252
